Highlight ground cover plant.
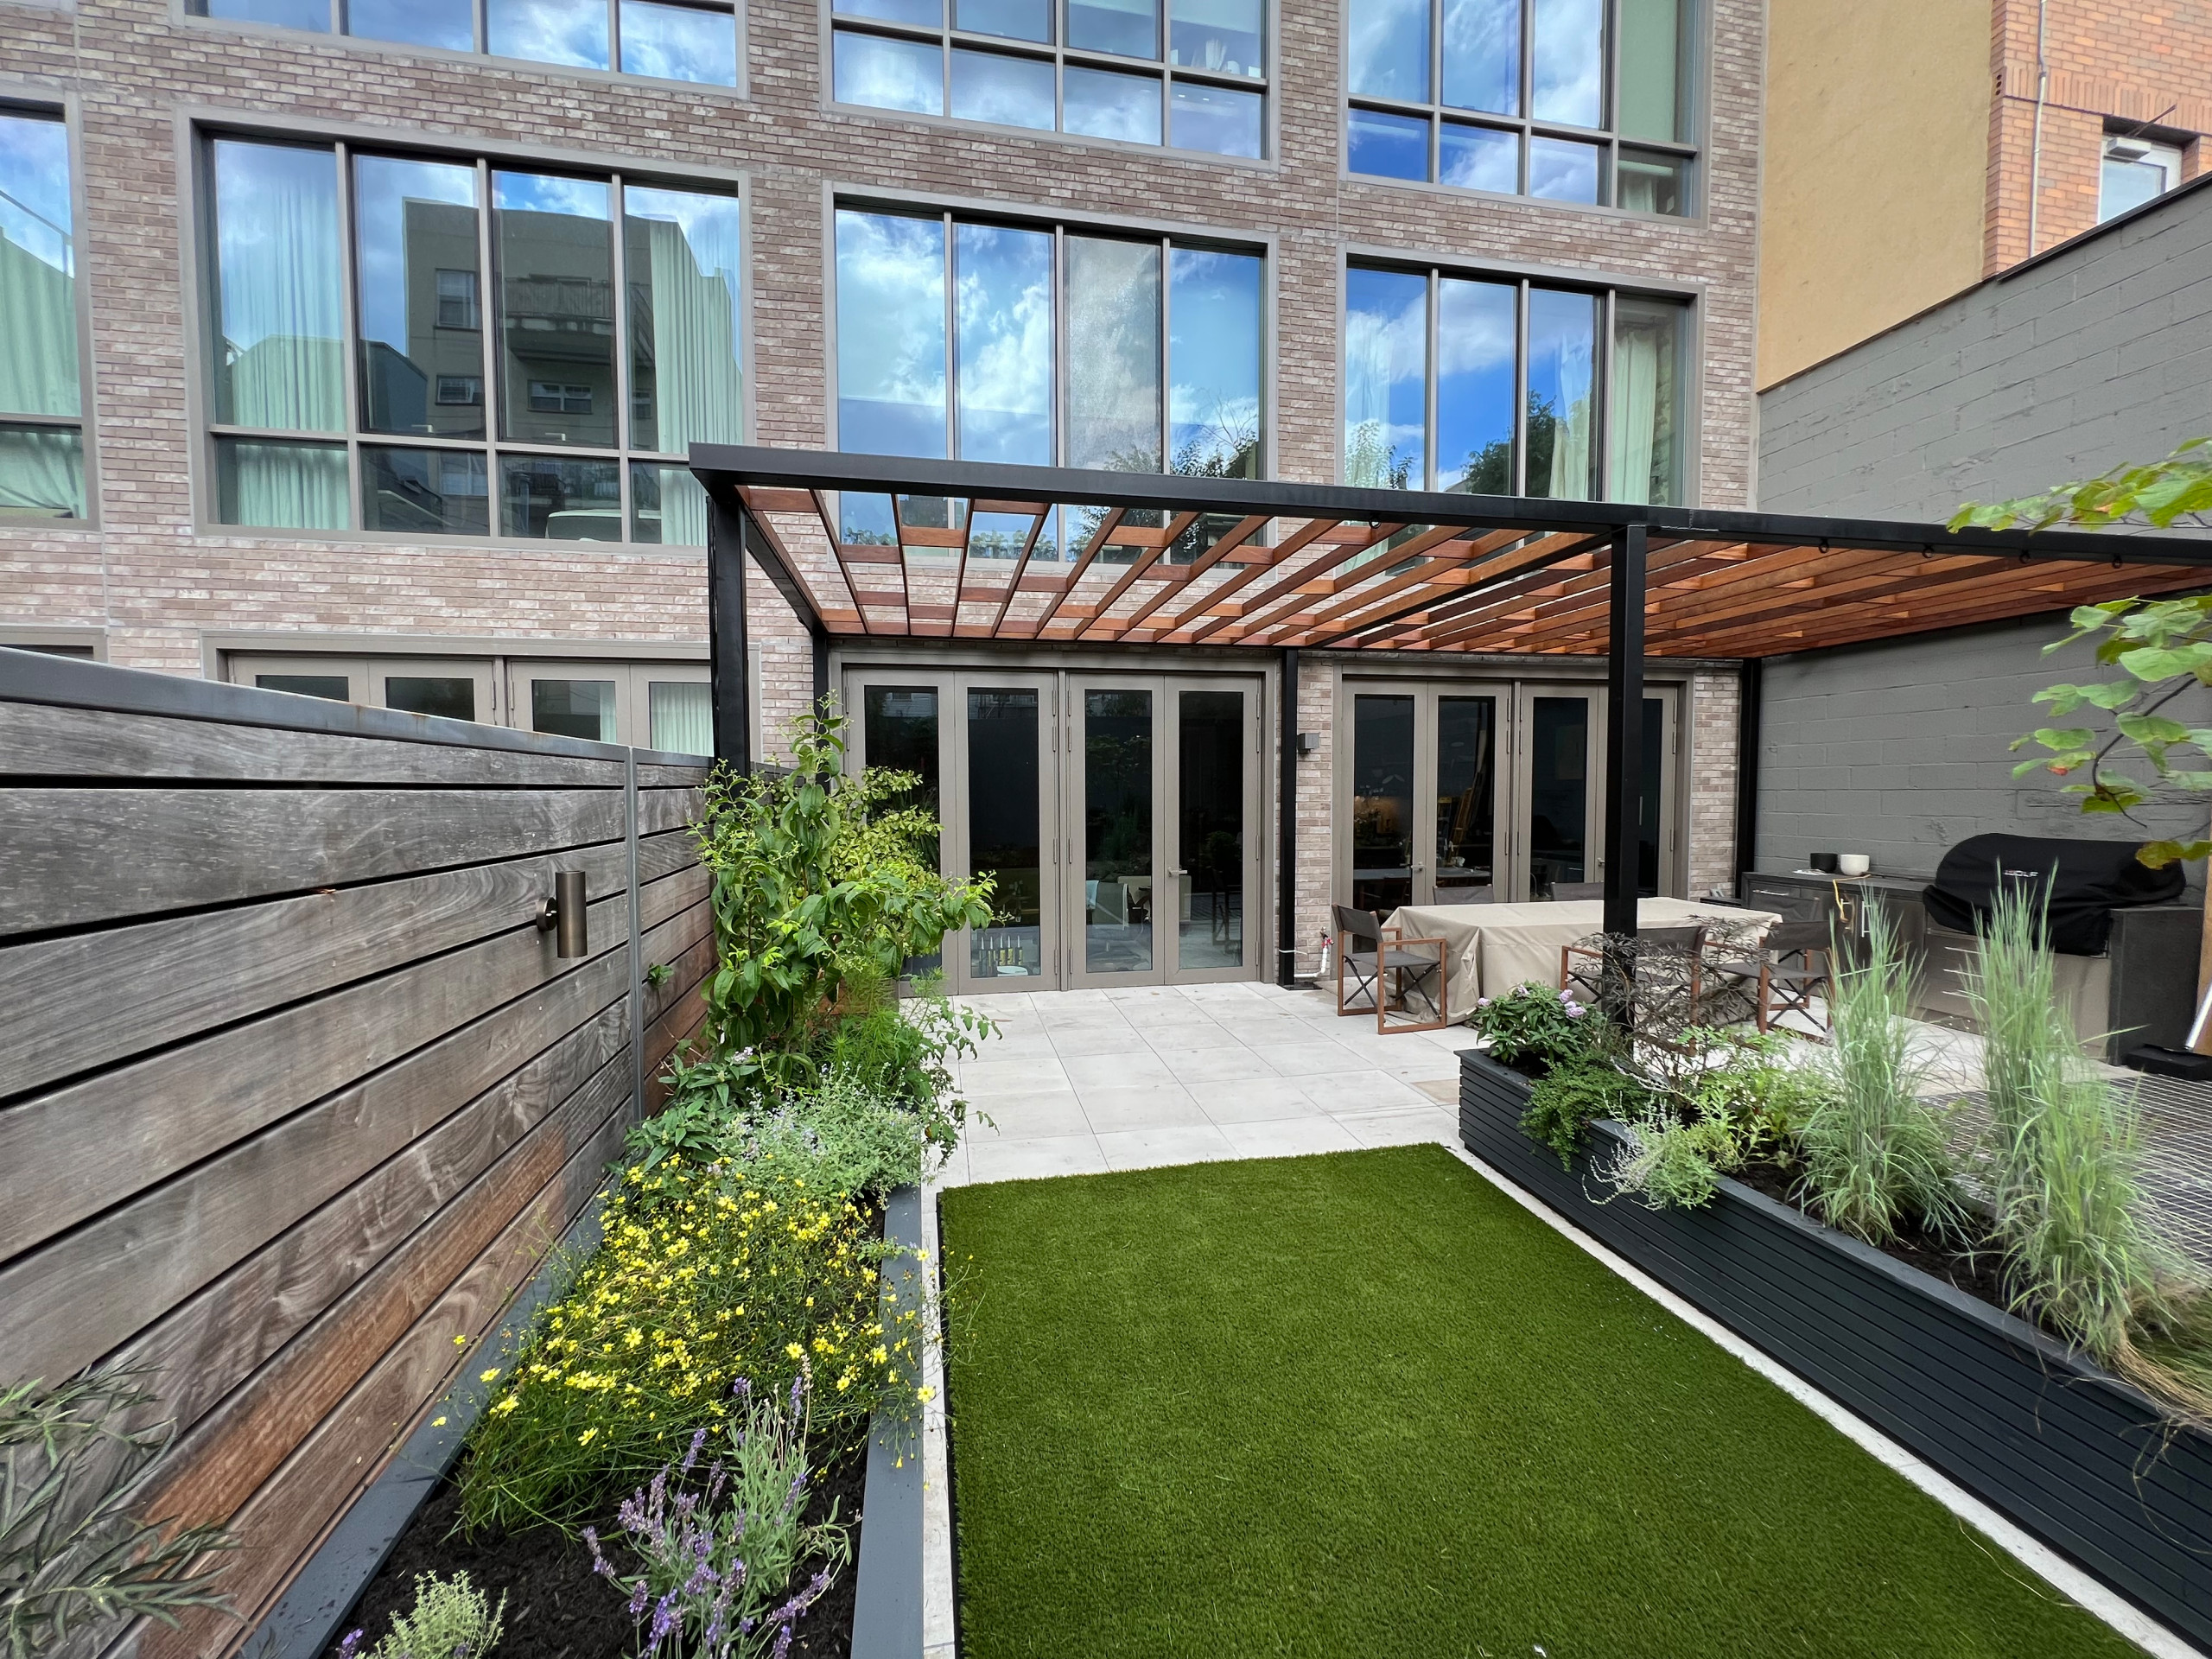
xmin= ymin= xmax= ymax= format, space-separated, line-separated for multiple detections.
xmin=941 ymin=1147 xmax=2139 ymax=1658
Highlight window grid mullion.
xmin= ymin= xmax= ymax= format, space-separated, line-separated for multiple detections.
xmin=1510 ymin=277 xmax=1529 ymax=495
xmin=1423 ymin=269 xmax=1440 ymax=492
xmin=611 ymin=172 xmax=633 ymax=540
xmin=335 ymin=140 xmax=364 ymax=529
xmin=609 ymin=0 xmax=622 ymax=74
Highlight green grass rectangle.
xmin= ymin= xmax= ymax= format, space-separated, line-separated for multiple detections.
xmin=940 ymin=1145 xmax=2139 ymax=1658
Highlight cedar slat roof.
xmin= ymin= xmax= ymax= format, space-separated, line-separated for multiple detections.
xmin=690 ymin=448 xmax=2212 ymax=658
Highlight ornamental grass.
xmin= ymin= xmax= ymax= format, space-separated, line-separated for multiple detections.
xmin=458 ymin=1157 xmax=924 ymax=1535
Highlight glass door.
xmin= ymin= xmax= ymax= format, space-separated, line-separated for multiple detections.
xmin=1350 ymin=684 xmax=1505 ymax=908
xmin=958 ymin=678 xmax=1058 ymax=993
xmin=1165 ymin=677 xmax=1262 ymax=983
xmin=1517 ymin=687 xmax=1599 ymax=898
xmin=1432 ymin=691 xmax=1500 ymax=902
xmin=1066 ymin=677 xmax=1166 ymax=987
xmin=1350 ymin=691 xmax=1417 ymax=912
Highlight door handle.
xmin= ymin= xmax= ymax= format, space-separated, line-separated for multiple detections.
xmin=1167 ymin=868 xmax=1188 ymax=877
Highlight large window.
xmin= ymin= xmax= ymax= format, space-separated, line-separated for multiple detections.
xmin=205 ymin=135 xmax=741 ymax=543
xmin=1345 ymin=0 xmax=1694 ymax=215
xmin=1344 ymin=261 xmax=1688 ymax=503
xmin=834 ymin=206 xmax=1262 ymax=541
xmin=0 ymin=110 xmax=86 ymax=522
xmin=190 ymin=0 xmax=739 ymax=87
xmin=831 ymin=0 xmax=1267 ymax=158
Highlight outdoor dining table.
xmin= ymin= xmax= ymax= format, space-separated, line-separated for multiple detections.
xmin=1380 ymin=897 xmax=1784 ymax=1019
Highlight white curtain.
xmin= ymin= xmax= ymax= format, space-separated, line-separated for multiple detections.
xmin=0 ymin=232 xmax=79 ymax=418
xmin=1610 ymin=322 xmax=1661 ymax=503
xmin=215 ymin=142 xmax=346 ymax=435
xmin=639 ymin=209 xmax=741 ymax=545
xmin=649 ymin=680 xmax=713 ymax=754
xmin=222 ymin=440 xmax=348 ymax=530
xmin=1548 ymin=389 xmax=1593 ymax=499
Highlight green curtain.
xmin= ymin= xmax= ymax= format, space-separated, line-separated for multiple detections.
xmin=0 ymin=232 xmax=79 ymax=418
xmin=1548 ymin=390 xmax=1593 ymax=499
xmin=645 ymin=216 xmax=741 ymax=544
xmin=214 ymin=141 xmax=346 ymax=433
xmin=218 ymin=438 xmax=349 ymax=529
xmin=1609 ymin=322 xmax=1661 ymax=503
xmin=0 ymin=427 xmax=83 ymax=518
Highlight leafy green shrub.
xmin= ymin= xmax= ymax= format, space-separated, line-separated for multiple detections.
xmin=735 ymin=1066 xmax=939 ymax=1198
xmin=337 ymin=1573 xmax=504 ymax=1659
xmin=1519 ymin=1058 xmax=1649 ymax=1169
xmin=1799 ymin=906 xmax=1961 ymax=1246
xmin=1598 ymin=1102 xmax=1738 ymax=1211
xmin=458 ymin=1160 xmax=923 ymax=1535
xmin=693 ymin=715 xmax=991 ymax=1084
xmin=1471 ymin=982 xmax=1596 ymax=1070
xmin=3 ymin=1367 xmax=235 ymax=1658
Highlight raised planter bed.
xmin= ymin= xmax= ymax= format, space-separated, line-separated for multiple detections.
xmin=1459 ymin=1047 xmax=2212 ymax=1649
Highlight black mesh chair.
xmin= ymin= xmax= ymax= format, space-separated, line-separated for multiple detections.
xmin=1333 ymin=904 xmax=1449 ymax=1033
xmin=1707 ymin=919 xmax=1835 ymax=1036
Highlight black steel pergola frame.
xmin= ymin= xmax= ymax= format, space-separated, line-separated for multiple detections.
xmin=692 ymin=444 xmax=2212 ymax=982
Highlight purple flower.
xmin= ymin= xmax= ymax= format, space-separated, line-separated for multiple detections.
xmin=681 ymin=1426 xmax=709 ymax=1474
xmin=337 ymin=1632 xmax=362 ymax=1659
xmin=1564 ymin=1004 xmax=1586 ymax=1019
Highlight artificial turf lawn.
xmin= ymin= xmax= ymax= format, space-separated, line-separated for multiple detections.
xmin=938 ymin=1144 xmax=2142 ymax=1659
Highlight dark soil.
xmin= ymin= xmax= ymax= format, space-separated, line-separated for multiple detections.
xmin=1726 ymin=1155 xmax=2014 ymax=1312
xmin=338 ymin=1444 xmax=867 ymax=1659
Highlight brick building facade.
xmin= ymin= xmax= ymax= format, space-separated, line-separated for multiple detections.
xmin=3 ymin=0 xmax=1761 ymax=988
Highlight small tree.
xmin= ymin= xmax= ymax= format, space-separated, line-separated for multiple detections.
xmin=692 ymin=709 xmax=992 ymax=1079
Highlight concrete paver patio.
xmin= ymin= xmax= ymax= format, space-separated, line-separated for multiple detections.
xmin=930 ymin=980 xmax=1478 ymax=1186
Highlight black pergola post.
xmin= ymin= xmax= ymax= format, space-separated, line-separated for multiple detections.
xmin=1278 ymin=645 xmax=1300 ymax=988
xmin=707 ymin=493 xmax=753 ymax=772
xmin=1601 ymin=522 xmax=1647 ymax=939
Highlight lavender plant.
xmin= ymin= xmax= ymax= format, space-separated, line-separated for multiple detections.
xmin=585 ymin=1370 xmax=850 ymax=1659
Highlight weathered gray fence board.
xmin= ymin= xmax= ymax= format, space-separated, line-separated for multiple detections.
xmin=638 ymin=785 xmax=706 ymax=836
xmin=141 ymin=1105 xmax=637 ymax=1659
xmin=142 ymin=1046 xmax=635 ymax=1528
xmin=0 ymin=842 xmax=639 ymax=1100
xmin=639 ymin=823 xmax=702 ymax=881
xmin=0 ymin=701 xmax=627 ymax=787
xmin=117 ymin=1000 xmax=632 ymax=1442
xmin=0 ymin=789 xmax=628 ymax=935
xmin=0 ymin=887 xmax=645 ymax=1263
xmin=638 ymin=763 xmax=712 ymax=788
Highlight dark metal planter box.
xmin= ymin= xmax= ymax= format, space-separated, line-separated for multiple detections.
xmin=1459 ymin=1047 xmax=2212 ymax=1649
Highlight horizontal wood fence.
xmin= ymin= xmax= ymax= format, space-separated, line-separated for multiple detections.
xmin=0 ymin=649 xmax=721 ymax=1659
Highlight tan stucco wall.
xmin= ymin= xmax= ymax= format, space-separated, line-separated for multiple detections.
xmin=1758 ymin=0 xmax=1994 ymax=388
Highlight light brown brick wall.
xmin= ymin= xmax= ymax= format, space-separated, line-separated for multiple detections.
xmin=1986 ymin=0 xmax=2212 ymax=272
xmin=1 ymin=0 xmax=1760 ymax=899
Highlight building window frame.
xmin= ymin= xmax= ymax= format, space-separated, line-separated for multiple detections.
xmin=2098 ymin=131 xmax=2186 ymax=223
xmin=830 ymin=199 xmax=1269 ymax=479
xmin=1339 ymin=253 xmax=1699 ymax=504
xmin=191 ymin=125 xmax=747 ymax=549
xmin=0 ymin=96 xmax=99 ymax=529
xmin=827 ymin=0 xmax=1273 ymax=161
xmin=185 ymin=0 xmax=745 ymax=93
xmin=1341 ymin=0 xmax=1700 ymax=215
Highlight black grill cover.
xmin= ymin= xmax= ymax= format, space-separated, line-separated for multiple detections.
xmin=1921 ymin=833 xmax=2185 ymax=956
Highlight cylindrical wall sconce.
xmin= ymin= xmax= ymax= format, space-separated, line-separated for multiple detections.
xmin=537 ymin=869 xmax=588 ymax=957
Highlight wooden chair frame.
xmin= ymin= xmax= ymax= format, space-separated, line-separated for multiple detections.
xmin=1333 ymin=905 xmax=1450 ymax=1034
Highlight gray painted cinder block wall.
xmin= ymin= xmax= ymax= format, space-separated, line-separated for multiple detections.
xmin=1758 ymin=178 xmax=2212 ymax=524
xmin=1755 ymin=614 xmax=2212 ymax=883
xmin=1751 ymin=181 xmax=2212 ymax=883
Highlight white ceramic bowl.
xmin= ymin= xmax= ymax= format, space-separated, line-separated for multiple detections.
xmin=1837 ymin=853 xmax=1871 ymax=877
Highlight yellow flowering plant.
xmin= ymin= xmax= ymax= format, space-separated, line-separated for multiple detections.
xmin=457 ymin=1157 xmax=926 ymax=1535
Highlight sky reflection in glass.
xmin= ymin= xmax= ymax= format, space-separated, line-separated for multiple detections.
xmin=1346 ymin=0 xmax=1427 ymax=99
xmin=833 ymin=30 xmax=944 ymax=111
xmin=955 ymin=223 xmax=1053 ymax=465
xmin=1064 ymin=66 xmax=1162 ymax=143
xmin=487 ymin=0 xmax=611 ymax=69
xmin=1065 ymin=236 xmax=1160 ymax=471
xmin=950 ymin=49 xmax=1056 ymax=128
xmin=836 ymin=211 xmax=947 ymax=457
xmin=1441 ymin=0 xmax=1516 ymax=113
xmin=1348 ymin=107 xmax=1428 ymax=180
xmin=1343 ymin=266 xmax=1425 ymax=489
xmin=349 ymin=0 xmax=474 ymax=48
xmin=1439 ymin=122 xmax=1516 ymax=191
xmin=1168 ymin=248 xmax=1260 ymax=475
xmin=620 ymin=1 xmax=739 ymax=84
xmin=1436 ymin=276 xmax=1515 ymax=493
xmin=1169 ymin=81 xmax=1262 ymax=156
xmin=1531 ymin=0 xmax=1602 ymax=125
xmin=1529 ymin=136 xmax=1599 ymax=202
xmin=1526 ymin=286 xmax=1596 ymax=499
